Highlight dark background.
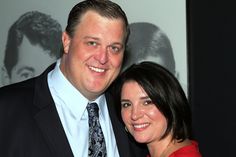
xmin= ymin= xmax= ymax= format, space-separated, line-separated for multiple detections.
xmin=188 ymin=0 xmax=236 ymax=156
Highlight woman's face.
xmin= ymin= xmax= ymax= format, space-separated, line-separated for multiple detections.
xmin=121 ymin=81 xmax=168 ymax=144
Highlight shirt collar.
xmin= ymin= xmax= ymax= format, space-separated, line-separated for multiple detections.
xmin=49 ymin=59 xmax=87 ymax=120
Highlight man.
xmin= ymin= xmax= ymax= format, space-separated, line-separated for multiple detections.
xmin=0 ymin=1 xmax=147 ymax=157
xmin=122 ymin=22 xmax=177 ymax=76
xmin=1 ymin=11 xmax=62 ymax=86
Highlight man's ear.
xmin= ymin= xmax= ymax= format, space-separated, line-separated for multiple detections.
xmin=1 ymin=66 xmax=10 ymax=86
xmin=62 ymin=31 xmax=71 ymax=54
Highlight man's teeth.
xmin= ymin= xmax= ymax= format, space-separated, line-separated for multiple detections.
xmin=90 ymin=66 xmax=105 ymax=72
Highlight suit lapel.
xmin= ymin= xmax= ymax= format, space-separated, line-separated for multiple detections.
xmin=33 ymin=64 xmax=74 ymax=157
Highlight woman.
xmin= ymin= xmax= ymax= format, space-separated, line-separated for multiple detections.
xmin=114 ymin=61 xmax=202 ymax=157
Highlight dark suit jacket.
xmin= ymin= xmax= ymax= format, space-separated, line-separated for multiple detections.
xmin=0 ymin=63 xmax=147 ymax=157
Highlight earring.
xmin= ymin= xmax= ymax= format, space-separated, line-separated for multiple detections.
xmin=125 ymin=126 xmax=129 ymax=132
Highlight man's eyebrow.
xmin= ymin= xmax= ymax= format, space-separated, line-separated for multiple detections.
xmin=83 ymin=36 xmax=99 ymax=41
xmin=83 ymin=36 xmax=124 ymax=47
xmin=16 ymin=66 xmax=35 ymax=75
xmin=110 ymin=42 xmax=123 ymax=46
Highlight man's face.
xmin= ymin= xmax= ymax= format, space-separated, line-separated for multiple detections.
xmin=60 ymin=11 xmax=126 ymax=100
xmin=10 ymin=36 xmax=57 ymax=83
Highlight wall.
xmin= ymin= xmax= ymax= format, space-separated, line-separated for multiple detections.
xmin=189 ymin=0 xmax=236 ymax=156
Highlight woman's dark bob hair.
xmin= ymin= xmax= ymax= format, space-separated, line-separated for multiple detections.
xmin=114 ymin=61 xmax=192 ymax=141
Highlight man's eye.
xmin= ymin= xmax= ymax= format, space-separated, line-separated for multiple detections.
xmin=87 ymin=41 xmax=97 ymax=46
xmin=20 ymin=72 xmax=34 ymax=79
xmin=109 ymin=45 xmax=122 ymax=53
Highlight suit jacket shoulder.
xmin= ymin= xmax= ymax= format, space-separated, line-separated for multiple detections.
xmin=0 ymin=63 xmax=73 ymax=157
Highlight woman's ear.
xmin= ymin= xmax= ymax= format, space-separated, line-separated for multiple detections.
xmin=0 ymin=66 xmax=10 ymax=86
xmin=62 ymin=31 xmax=71 ymax=54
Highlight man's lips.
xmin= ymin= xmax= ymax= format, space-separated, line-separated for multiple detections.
xmin=89 ymin=65 xmax=106 ymax=73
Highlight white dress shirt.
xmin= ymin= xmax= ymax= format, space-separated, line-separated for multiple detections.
xmin=47 ymin=60 xmax=119 ymax=157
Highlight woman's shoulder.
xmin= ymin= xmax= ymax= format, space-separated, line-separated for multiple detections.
xmin=169 ymin=140 xmax=202 ymax=157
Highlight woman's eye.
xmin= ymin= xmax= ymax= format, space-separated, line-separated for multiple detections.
xmin=144 ymin=99 xmax=153 ymax=105
xmin=121 ymin=102 xmax=131 ymax=108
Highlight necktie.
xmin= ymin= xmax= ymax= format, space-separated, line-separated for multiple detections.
xmin=87 ymin=102 xmax=107 ymax=157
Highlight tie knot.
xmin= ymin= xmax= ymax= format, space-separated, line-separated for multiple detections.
xmin=87 ymin=102 xmax=99 ymax=118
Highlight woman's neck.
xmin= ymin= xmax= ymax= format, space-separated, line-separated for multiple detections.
xmin=147 ymin=135 xmax=173 ymax=157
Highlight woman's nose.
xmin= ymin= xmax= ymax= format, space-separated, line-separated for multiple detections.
xmin=131 ymin=106 xmax=144 ymax=120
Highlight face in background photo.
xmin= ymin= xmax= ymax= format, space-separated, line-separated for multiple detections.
xmin=122 ymin=22 xmax=178 ymax=78
xmin=1 ymin=11 xmax=62 ymax=86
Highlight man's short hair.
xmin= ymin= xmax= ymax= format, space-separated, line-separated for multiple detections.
xmin=4 ymin=11 xmax=62 ymax=76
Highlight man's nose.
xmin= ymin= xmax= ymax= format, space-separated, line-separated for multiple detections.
xmin=94 ymin=47 xmax=109 ymax=64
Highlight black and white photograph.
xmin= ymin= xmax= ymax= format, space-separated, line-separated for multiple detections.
xmin=0 ymin=0 xmax=187 ymax=93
